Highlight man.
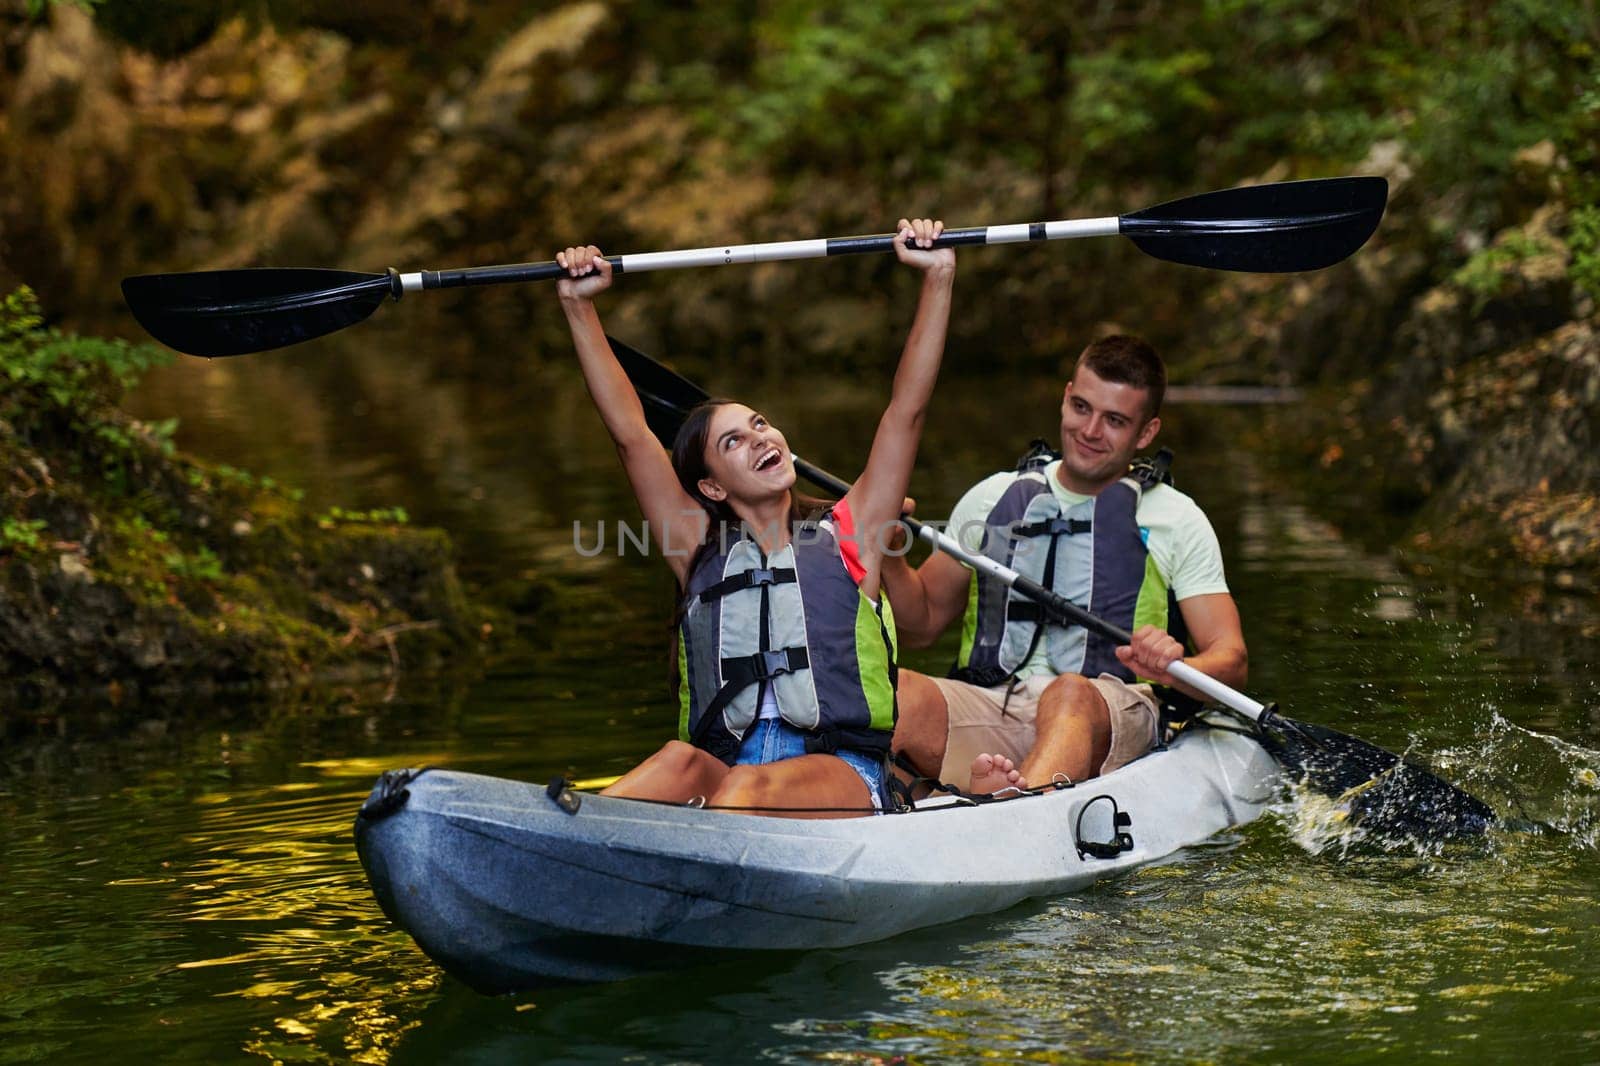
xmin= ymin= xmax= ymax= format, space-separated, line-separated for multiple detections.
xmin=883 ymin=335 xmax=1247 ymax=794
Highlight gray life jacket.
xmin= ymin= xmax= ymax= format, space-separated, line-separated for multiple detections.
xmin=952 ymin=447 xmax=1181 ymax=688
xmin=676 ymin=513 xmax=897 ymax=765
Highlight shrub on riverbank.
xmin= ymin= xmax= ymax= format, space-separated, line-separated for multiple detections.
xmin=0 ymin=287 xmax=488 ymax=712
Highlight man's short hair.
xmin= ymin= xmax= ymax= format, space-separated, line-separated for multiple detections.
xmin=1073 ymin=335 xmax=1166 ymax=420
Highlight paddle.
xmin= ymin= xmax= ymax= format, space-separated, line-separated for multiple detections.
xmin=606 ymin=334 xmax=1496 ymax=842
xmin=121 ymin=177 xmax=1386 ymax=358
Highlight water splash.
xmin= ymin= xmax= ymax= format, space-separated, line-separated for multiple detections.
xmin=1270 ymin=783 xmax=1370 ymax=857
xmin=1272 ymin=710 xmax=1600 ymax=860
xmin=1433 ymin=712 xmax=1600 ymax=849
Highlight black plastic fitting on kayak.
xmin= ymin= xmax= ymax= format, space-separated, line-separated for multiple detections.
xmin=359 ymin=767 xmax=429 ymax=821
xmin=546 ymin=778 xmax=582 ymax=816
xmin=387 ymin=267 xmax=403 ymax=300
xmin=1074 ymin=795 xmax=1135 ymax=860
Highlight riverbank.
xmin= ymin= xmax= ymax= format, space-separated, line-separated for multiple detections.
xmin=1221 ymin=166 xmax=1600 ymax=593
xmin=4 ymin=2 xmax=1596 ymax=601
xmin=0 ymin=287 xmax=502 ymax=716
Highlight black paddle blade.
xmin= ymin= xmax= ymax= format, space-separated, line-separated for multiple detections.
xmin=1119 ymin=176 xmax=1387 ymax=273
xmin=121 ymin=268 xmax=394 ymax=357
xmin=606 ymin=335 xmax=710 ymax=447
xmin=1258 ymin=716 xmax=1496 ymax=841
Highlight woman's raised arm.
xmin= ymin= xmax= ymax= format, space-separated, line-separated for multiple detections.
xmin=556 ymin=247 xmax=706 ymax=581
xmin=842 ymin=220 xmax=955 ymax=599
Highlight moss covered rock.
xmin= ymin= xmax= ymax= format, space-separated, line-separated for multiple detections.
xmin=0 ymin=287 xmax=491 ymax=712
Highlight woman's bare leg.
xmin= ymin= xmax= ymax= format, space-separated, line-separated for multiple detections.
xmin=600 ymin=740 xmax=729 ymax=804
xmin=710 ymin=754 xmax=876 ymax=819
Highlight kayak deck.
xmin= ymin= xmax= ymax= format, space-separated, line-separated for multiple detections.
xmin=354 ymin=722 xmax=1280 ymax=991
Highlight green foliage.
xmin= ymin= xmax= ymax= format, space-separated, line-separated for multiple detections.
xmin=2 ymin=287 xmax=175 ymax=492
xmin=24 ymin=0 xmax=101 ymax=17
xmin=1570 ymin=205 xmax=1600 ymax=299
xmin=725 ymin=1 xmax=1045 ymax=177
xmin=1 ymin=288 xmax=173 ymax=418
xmin=163 ymin=545 xmax=225 ymax=583
xmin=0 ymin=287 xmax=44 ymax=348
xmin=316 ymin=506 xmax=409 ymax=529
xmin=1561 ymin=73 xmax=1600 ymax=209
xmin=1451 ymin=231 xmax=1559 ymax=311
xmin=1068 ymin=49 xmax=1216 ymax=168
xmin=0 ymin=517 xmax=50 ymax=557
xmin=647 ymin=0 xmax=1595 ymax=222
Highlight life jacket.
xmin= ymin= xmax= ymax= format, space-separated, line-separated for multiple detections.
xmin=676 ymin=513 xmax=897 ymax=765
xmin=952 ymin=445 xmax=1188 ymax=690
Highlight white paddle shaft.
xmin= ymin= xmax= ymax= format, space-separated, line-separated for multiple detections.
xmin=401 ymin=217 xmax=1122 ymax=292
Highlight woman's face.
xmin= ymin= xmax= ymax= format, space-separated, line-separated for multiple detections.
xmin=697 ymin=402 xmax=795 ymax=504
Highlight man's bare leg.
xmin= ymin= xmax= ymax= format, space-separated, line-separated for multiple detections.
xmin=890 ymin=670 xmax=949 ymax=796
xmin=1018 ymin=674 xmax=1112 ymax=785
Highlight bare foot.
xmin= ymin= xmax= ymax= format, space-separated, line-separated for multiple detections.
xmin=969 ymin=753 xmax=1027 ymax=795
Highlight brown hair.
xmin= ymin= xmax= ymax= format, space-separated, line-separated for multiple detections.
xmin=671 ymin=398 xmax=742 ymax=532
xmin=1074 ymin=334 xmax=1166 ymax=420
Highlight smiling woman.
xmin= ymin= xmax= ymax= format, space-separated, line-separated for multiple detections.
xmin=546 ymin=218 xmax=956 ymax=818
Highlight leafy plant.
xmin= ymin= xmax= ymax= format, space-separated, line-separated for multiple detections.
xmin=1570 ymin=205 xmax=1600 ymax=300
xmin=1 ymin=288 xmax=173 ymax=417
xmin=316 ymin=506 xmax=410 ymax=529
xmin=0 ymin=518 xmax=50 ymax=556
xmin=164 ymin=545 xmax=225 ymax=583
xmin=1451 ymin=231 xmax=1560 ymax=311
xmin=2 ymin=287 xmax=176 ymax=493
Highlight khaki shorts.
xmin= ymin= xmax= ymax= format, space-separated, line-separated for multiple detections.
xmin=932 ymin=673 xmax=1160 ymax=786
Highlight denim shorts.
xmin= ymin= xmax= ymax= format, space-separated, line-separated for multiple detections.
xmin=734 ymin=718 xmax=889 ymax=813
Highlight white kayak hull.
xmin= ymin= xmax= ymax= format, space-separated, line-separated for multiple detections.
xmin=354 ymin=724 xmax=1281 ymax=991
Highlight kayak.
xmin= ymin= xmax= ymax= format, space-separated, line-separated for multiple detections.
xmin=354 ymin=719 xmax=1281 ymax=992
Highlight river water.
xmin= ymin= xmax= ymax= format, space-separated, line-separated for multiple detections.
xmin=5 ymin=320 xmax=1599 ymax=1063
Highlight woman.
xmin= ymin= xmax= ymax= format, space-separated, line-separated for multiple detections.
xmin=555 ymin=218 xmax=954 ymax=816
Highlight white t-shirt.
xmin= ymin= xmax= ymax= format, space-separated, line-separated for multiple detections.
xmin=944 ymin=459 xmax=1228 ymax=678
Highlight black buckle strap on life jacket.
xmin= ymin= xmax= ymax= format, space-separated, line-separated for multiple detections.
xmin=947 ymin=662 xmax=1015 ymax=687
xmin=1005 ymin=522 xmax=1067 ymax=683
xmin=1129 ymin=447 xmax=1175 ymax=490
xmin=696 ymin=646 xmax=811 ymax=736
xmin=1010 ymin=516 xmax=1093 ymax=539
xmin=1015 ymin=438 xmax=1060 ymax=472
xmin=697 ymin=566 xmax=797 ymax=604
xmin=949 ymin=525 xmax=1070 ymax=692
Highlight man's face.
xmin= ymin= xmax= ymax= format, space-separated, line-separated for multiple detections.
xmin=1056 ymin=366 xmax=1161 ymax=494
